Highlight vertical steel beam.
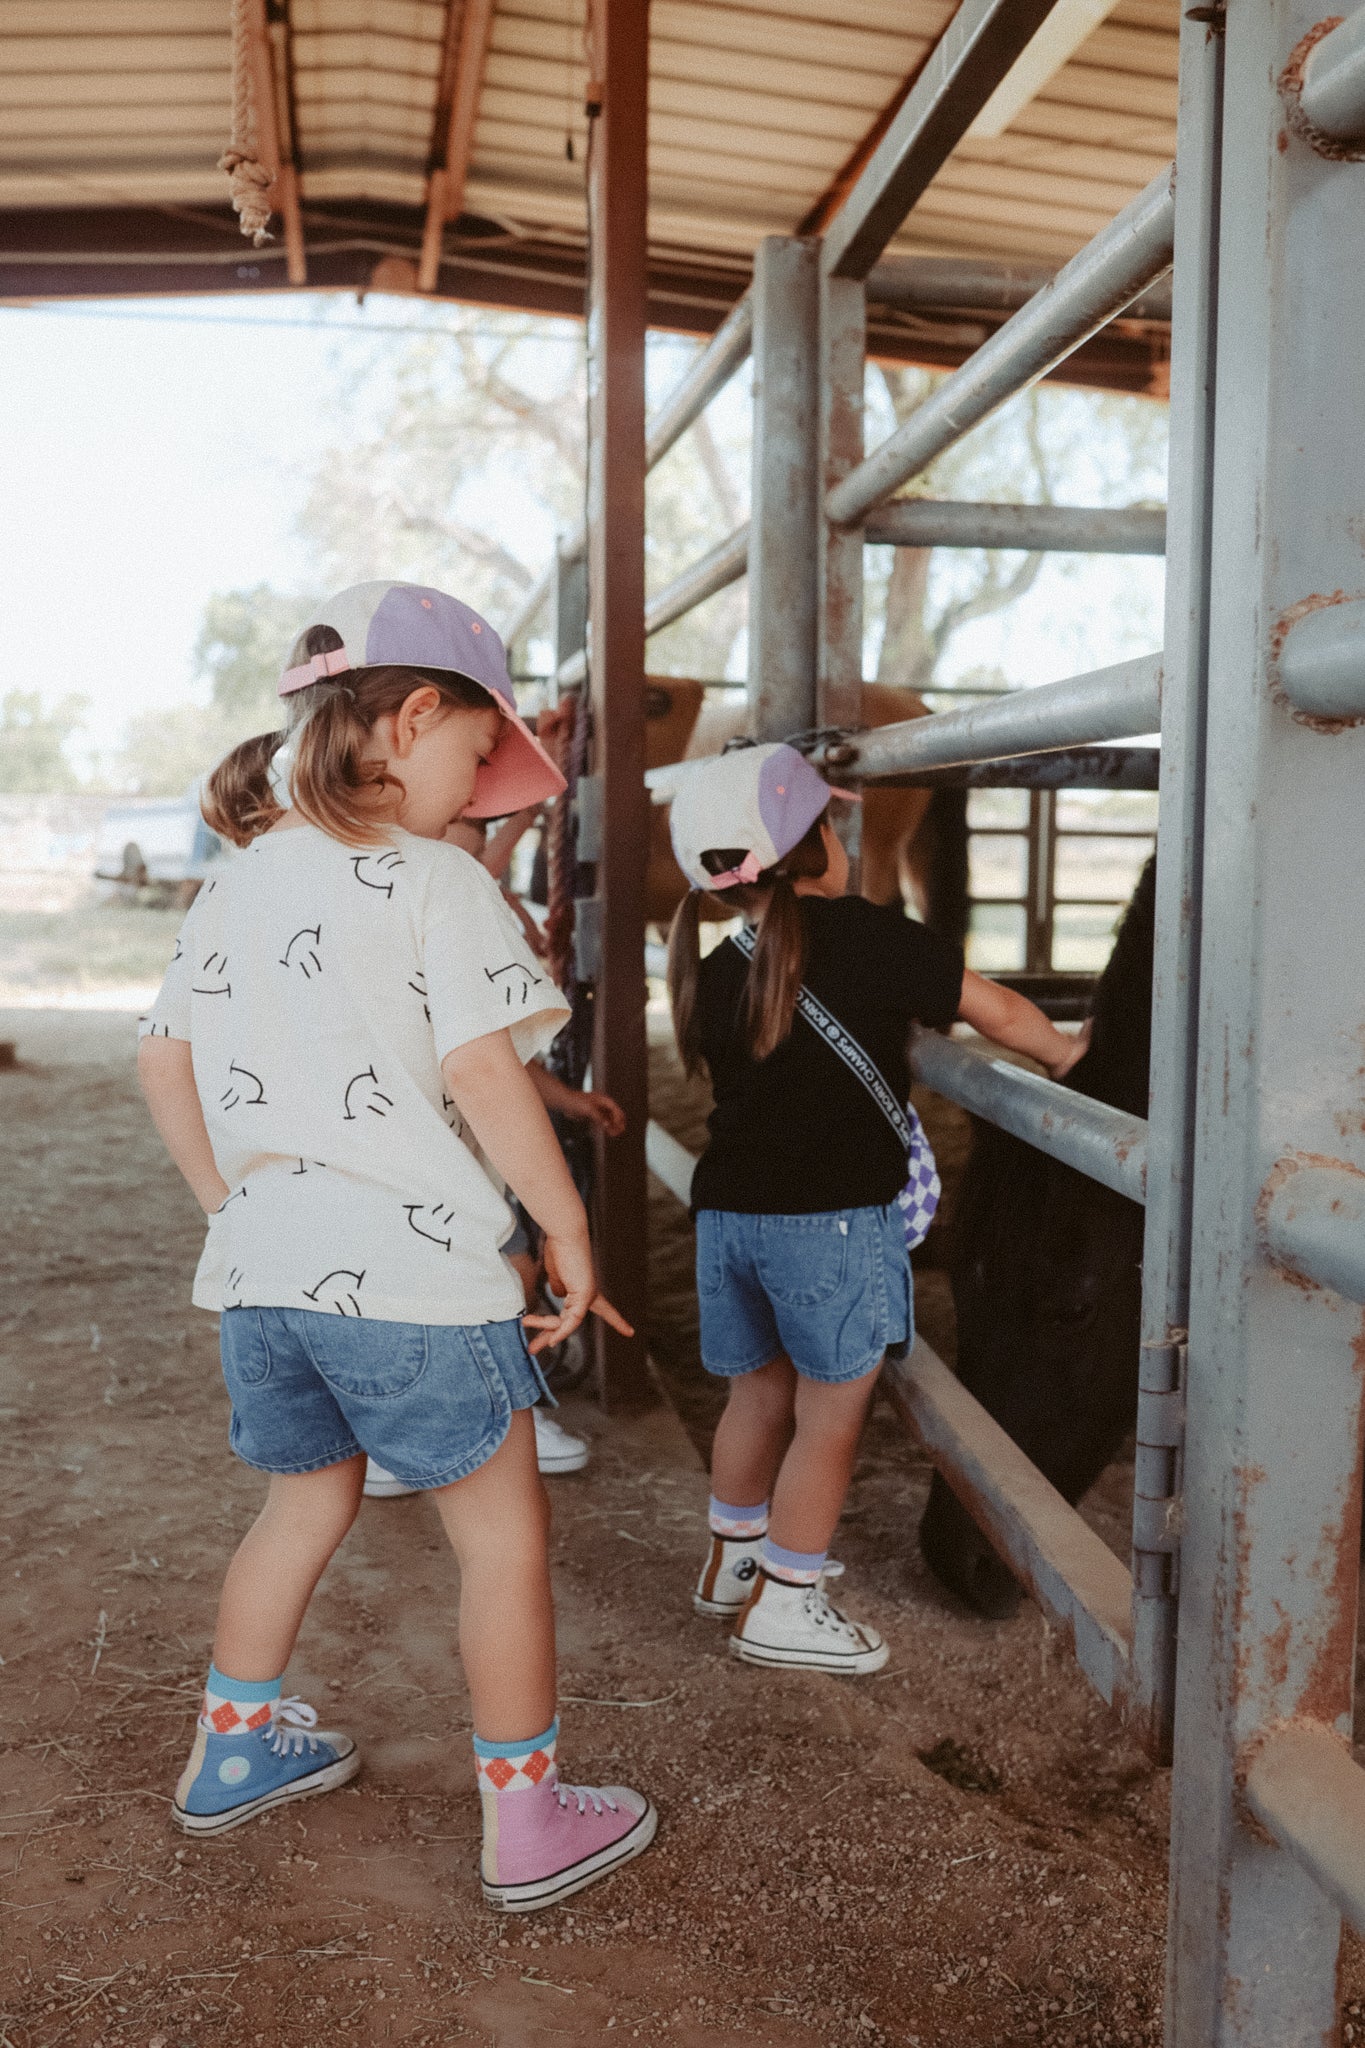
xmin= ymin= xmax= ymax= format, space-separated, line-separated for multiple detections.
xmin=1132 ymin=0 xmax=1222 ymax=1775
xmin=584 ymin=0 xmax=651 ymax=1409
xmin=816 ymin=275 xmax=866 ymax=736
xmin=1164 ymin=0 xmax=1365 ymax=2033
xmin=552 ymin=537 xmax=588 ymax=695
xmin=747 ymin=238 xmax=820 ymax=741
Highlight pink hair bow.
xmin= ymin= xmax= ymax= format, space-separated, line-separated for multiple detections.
xmin=279 ymin=647 xmax=352 ymax=697
xmin=706 ymin=850 xmax=764 ymax=890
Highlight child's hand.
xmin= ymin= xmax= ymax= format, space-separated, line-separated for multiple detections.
xmin=1046 ymin=1017 xmax=1092 ymax=1081
xmin=523 ymin=1233 xmax=634 ymax=1353
xmin=563 ymin=1090 xmax=627 ymax=1139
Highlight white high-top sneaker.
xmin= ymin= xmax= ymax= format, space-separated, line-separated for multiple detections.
xmin=533 ymin=1407 xmax=590 ymax=1474
xmin=729 ymin=1563 xmax=889 ymax=1675
xmin=693 ymin=1535 xmax=763 ymax=1617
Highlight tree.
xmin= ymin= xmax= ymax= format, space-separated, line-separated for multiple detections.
xmin=0 ymin=690 xmax=88 ymax=793
xmin=865 ymin=367 xmax=1167 ymax=699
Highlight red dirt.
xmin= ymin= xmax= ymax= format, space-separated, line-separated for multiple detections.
xmin=3 ymin=1005 xmax=1364 ymax=2047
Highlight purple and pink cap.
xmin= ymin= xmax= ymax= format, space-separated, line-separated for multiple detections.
xmin=279 ymin=580 xmax=566 ymax=819
xmin=667 ymin=741 xmax=856 ymax=893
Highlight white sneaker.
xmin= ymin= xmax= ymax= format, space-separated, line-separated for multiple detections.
xmin=533 ymin=1407 xmax=590 ymax=1475
xmin=693 ymin=1535 xmax=763 ymax=1617
xmin=729 ymin=1563 xmax=889 ymax=1676
xmin=363 ymin=1459 xmax=420 ymax=1499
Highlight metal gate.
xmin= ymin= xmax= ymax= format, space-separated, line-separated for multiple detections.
xmin=513 ymin=1 xmax=1365 ymax=2034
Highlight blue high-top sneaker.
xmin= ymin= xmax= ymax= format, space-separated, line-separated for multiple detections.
xmin=173 ymin=1697 xmax=360 ymax=1835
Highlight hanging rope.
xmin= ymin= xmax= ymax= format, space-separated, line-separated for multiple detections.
xmin=219 ymin=0 xmax=276 ymax=247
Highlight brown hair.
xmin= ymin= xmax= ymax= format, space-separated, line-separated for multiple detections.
xmin=202 ymin=626 xmax=494 ymax=848
xmin=667 ymin=811 xmax=830 ymax=1077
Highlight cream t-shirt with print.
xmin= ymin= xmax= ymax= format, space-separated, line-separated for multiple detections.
xmin=140 ymin=824 xmax=568 ymax=1326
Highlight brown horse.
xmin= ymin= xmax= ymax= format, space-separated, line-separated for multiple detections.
xmin=644 ymin=678 xmax=964 ymax=930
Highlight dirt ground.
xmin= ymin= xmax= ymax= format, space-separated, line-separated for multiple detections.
xmin=4 ymin=992 xmax=1364 ymax=2048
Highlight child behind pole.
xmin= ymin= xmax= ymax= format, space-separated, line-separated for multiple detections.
xmin=137 ymin=581 xmax=655 ymax=1909
xmin=667 ymin=743 xmax=1086 ymax=1674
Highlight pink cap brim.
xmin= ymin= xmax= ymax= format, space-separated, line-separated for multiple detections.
xmin=461 ymin=699 xmax=567 ymax=818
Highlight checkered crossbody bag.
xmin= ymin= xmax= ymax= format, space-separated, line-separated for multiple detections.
xmin=729 ymin=926 xmax=941 ymax=1250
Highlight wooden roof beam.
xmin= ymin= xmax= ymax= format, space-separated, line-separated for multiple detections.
xmin=243 ymin=0 xmax=306 ymax=284
xmin=418 ymin=0 xmax=496 ymax=294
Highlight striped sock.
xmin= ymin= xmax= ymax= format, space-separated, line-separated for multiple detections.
xmin=200 ymin=1663 xmax=281 ymax=1736
xmin=762 ymin=1539 xmax=826 ymax=1587
xmin=708 ymin=1495 xmax=769 ymax=1540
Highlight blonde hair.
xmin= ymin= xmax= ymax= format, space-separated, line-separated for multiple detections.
xmin=203 ymin=628 xmax=493 ymax=848
xmin=667 ymin=812 xmax=830 ymax=1077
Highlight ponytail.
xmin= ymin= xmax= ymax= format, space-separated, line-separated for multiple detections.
xmin=202 ymin=728 xmax=286 ymax=847
xmin=666 ymin=888 xmax=707 ymax=1078
xmin=200 ymin=640 xmax=494 ymax=849
xmin=667 ymin=808 xmax=831 ymax=1076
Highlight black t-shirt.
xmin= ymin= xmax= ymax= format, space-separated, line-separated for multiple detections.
xmin=689 ymin=895 xmax=964 ymax=1216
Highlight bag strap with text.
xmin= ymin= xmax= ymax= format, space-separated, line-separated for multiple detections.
xmin=729 ymin=924 xmax=912 ymax=1152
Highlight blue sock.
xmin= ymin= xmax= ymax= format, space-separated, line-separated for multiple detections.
xmin=761 ymin=1538 xmax=826 ymax=1586
xmin=708 ymin=1495 xmax=769 ymax=1540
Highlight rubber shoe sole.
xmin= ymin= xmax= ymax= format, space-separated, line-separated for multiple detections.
xmin=172 ymin=1740 xmax=361 ymax=1836
xmin=536 ymin=1444 xmax=590 ymax=1475
xmin=481 ymin=1800 xmax=658 ymax=1914
xmin=363 ymin=1474 xmax=420 ymax=1498
xmin=728 ymin=1632 xmax=890 ymax=1677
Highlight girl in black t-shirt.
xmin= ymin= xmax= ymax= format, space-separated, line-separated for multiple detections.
xmin=666 ymin=743 xmax=1085 ymax=1675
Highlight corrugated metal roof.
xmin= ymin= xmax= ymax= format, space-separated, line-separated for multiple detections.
xmin=0 ymin=0 xmax=1178 ymax=354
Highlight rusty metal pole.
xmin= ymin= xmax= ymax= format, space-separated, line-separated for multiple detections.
xmin=583 ymin=0 xmax=652 ymax=1409
xmin=1163 ymin=0 xmax=1365 ymax=2032
xmin=747 ymin=237 xmax=820 ymax=741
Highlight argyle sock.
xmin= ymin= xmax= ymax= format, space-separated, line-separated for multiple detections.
xmin=761 ymin=1538 xmax=826 ymax=1587
xmin=708 ymin=1495 xmax=769 ymax=1540
xmin=474 ymin=1719 xmax=560 ymax=1881
xmin=200 ymin=1662 xmax=282 ymax=1736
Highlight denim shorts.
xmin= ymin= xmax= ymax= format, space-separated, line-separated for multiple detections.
xmin=218 ymin=1308 xmax=553 ymax=1489
xmin=695 ymin=1204 xmax=912 ymax=1385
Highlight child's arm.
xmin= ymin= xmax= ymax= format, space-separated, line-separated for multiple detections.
xmin=480 ymin=806 xmax=541 ymax=883
xmin=955 ymin=969 xmax=1090 ymax=1082
xmin=528 ymin=1061 xmax=627 ymax=1138
xmin=137 ymin=1036 xmax=230 ymax=1214
xmin=442 ymin=1028 xmax=632 ymax=1350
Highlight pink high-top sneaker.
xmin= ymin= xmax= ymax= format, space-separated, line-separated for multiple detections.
xmin=475 ymin=1721 xmax=657 ymax=1913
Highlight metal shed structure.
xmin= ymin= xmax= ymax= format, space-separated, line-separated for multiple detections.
xmin=6 ymin=1 xmax=1365 ymax=2040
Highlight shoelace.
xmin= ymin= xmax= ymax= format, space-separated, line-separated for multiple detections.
xmin=266 ymin=1696 xmax=324 ymax=1759
xmin=556 ymin=1784 xmax=620 ymax=1818
xmin=804 ymin=1564 xmax=862 ymax=1640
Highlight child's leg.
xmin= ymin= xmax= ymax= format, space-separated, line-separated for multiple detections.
xmin=430 ymin=1409 xmax=556 ymax=1739
xmin=174 ymin=1455 xmax=366 ymax=1833
xmin=433 ymin=1408 xmax=655 ymax=1912
xmin=731 ymin=1365 xmax=889 ymax=1676
xmin=214 ymin=1455 xmax=367 ymax=1678
xmin=768 ymin=1366 xmax=881 ymax=1559
xmin=693 ymin=1354 xmax=795 ymax=1619
xmin=708 ymin=1352 xmax=797 ymax=1508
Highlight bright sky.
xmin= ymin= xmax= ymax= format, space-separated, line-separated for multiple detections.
xmin=0 ymin=294 xmax=1166 ymax=778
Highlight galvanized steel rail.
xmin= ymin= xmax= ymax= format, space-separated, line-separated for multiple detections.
xmin=827 ymin=169 xmax=1176 ymax=528
xmin=865 ymin=500 xmax=1166 ymax=555
xmin=910 ymin=1029 xmax=1148 ymax=1205
xmin=815 ymin=653 xmax=1162 ymax=779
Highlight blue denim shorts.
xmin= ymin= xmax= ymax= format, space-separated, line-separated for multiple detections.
xmin=695 ymin=1204 xmax=912 ymax=1385
xmin=218 ymin=1308 xmax=553 ymax=1488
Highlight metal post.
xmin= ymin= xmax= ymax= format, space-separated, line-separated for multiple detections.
xmin=1133 ymin=0 xmax=1223 ymax=1775
xmin=1024 ymin=789 xmax=1054 ymax=973
xmin=747 ymin=237 xmax=820 ymax=741
xmin=584 ymin=0 xmax=652 ymax=1410
xmin=816 ymin=273 xmax=866 ymax=736
xmin=552 ymin=536 xmax=587 ymax=695
xmin=1164 ymin=0 xmax=1365 ymax=2032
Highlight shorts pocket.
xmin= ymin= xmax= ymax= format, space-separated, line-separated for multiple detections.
xmin=220 ymin=1307 xmax=272 ymax=1388
xmin=695 ymin=1210 xmax=728 ymax=1299
xmin=756 ymin=1213 xmax=850 ymax=1309
xmin=303 ymin=1318 xmax=429 ymax=1400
